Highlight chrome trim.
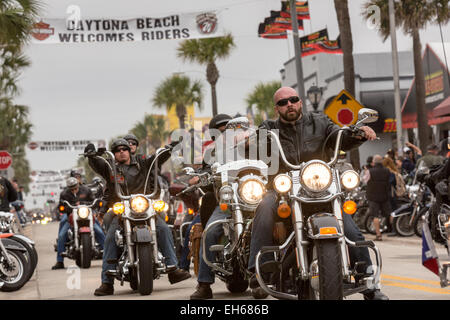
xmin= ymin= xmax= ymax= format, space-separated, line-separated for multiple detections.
xmin=201 ymin=218 xmax=234 ymax=276
xmin=290 ymin=192 xmax=343 ymax=204
xmin=255 ymin=232 xmax=297 ymax=300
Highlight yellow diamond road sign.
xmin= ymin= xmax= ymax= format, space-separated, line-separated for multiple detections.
xmin=324 ymin=90 xmax=364 ymax=127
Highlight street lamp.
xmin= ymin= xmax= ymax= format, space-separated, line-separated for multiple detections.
xmin=307 ymin=85 xmax=323 ymax=112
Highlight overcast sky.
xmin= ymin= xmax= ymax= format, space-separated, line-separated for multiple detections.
xmin=15 ymin=0 xmax=450 ymax=172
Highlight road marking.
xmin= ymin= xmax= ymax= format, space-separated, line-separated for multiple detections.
xmin=381 ymin=274 xmax=450 ymax=295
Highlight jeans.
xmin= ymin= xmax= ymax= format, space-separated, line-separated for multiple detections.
xmin=197 ymin=206 xmax=231 ymax=284
xmin=179 ymin=214 xmax=201 ymax=271
xmin=248 ymin=190 xmax=372 ymax=272
xmin=56 ymin=215 xmax=106 ymax=263
xmin=101 ymin=214 xmax=179 ymax=284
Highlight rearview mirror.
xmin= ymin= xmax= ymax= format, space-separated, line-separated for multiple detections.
xmin=357 ymin=108 xmax=379 ymax=124
xmin=226 ymin=117 xmax=250 ymax=130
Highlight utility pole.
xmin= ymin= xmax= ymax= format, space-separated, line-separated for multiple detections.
xmin=289 ymin=0 xmax=307 ymax=112
xmin=389 ymin=0 xmax=404 ymax=156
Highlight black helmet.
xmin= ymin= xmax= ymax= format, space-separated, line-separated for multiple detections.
xmin=123 ymin=133 xmax=139 ymax=146
xmin=110 ymin=139 xmax=131 ymax=153
xmin=209 ymin=114 xmax=232 ymax=130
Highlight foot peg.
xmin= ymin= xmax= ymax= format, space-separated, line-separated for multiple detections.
xmin=105 ymin=269 xmax=118 ymax=276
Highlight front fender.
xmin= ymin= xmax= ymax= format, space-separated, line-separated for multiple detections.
xmin=391 ymin=203 xmax=413 ymax=218
xmin=0 ymin=238 xmax=28 ymax=252
xmin=306 ymin=213 xmax=342 ymax=239
xmin=131 ymin=226 xmax=153 ymax=243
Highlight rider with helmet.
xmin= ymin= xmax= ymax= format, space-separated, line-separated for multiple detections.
xmin=52 ymin=177 xmax=106 ymax=270
xmin=85 ymin=138 xmax=191 ymax=296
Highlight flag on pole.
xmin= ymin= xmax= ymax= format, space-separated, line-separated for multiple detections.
xmin=422 ymin=222 xmax=440 ymax=276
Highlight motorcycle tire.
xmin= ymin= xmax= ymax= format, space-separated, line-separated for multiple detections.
xmin=129 ymin=267 xmax=138 ymax=291
xmin=78 ymin=234 xmax=92 ymax=269
xmin=394 ymin=215 xmax=415 ymax=237
xmin=313 ymin=239 xmax=343 ymax=300
xmin=9 ymin=236 xmax=38 ymax=280
xmin=136 ymin=244 xmax=153 ymax=295
xmin=413 ymin=207 xmax=428 ymax=238
xmin=364 ymin=214 xmax=388 ymax=235
xmin=0 ymin=249 xmax=30 ymax=292
xmin=226 ymin=272 xmax=248 ymax=293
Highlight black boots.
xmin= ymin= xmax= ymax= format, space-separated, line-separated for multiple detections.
xmin=51 ymin=262 xmax=64 ymax=270
xmin=94 ymin=283 xmax=114 ymax=296
xmin=190 ymin=282 xmax=213 ymax=300
xmin=168 ymin=268 xmax=191 ymax=284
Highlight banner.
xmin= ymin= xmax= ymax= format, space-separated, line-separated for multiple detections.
xmin=27 ymin=139 xmax=106 ymax=151
xmin=31 ymin=11 xmax=224 ymax=44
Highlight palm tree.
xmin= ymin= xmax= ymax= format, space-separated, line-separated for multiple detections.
xmin=177 ymin=34 xmax=235 ymax=117
xmin=362 ymin=0 xmax=450 ymax=152
xmin=246 ymin=81 xmax=281 ymax=126
xmin=131 ymin=114 xmax=169 ymax=154
xmin=0 ymin=0 xmax=42 ymax=46
xmin=152 ymin=74 xmax=203 ymax=129
xmin=334 ymin=0 xmax=361 ymax=169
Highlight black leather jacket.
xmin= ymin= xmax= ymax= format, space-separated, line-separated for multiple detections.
xmin=88 ymin=150 xmax=172 ymax=208
xmin=259 ymin=112 xmax=366 ymax=183
xmin=0 ymin=177 xmax=17 ymax=212
xmin=59 ymin=185 xmax=95 ymax=214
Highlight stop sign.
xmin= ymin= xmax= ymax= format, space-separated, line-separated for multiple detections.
xmin=0 ymin=151 xmax=12 ymax=170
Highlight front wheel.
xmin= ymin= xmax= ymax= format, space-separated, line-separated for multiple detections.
xmin=78 ymin=233 xmax=92 ymax=268
xmin=0 ymin=249 xmax=30 ymax=292
xmin=394 ymin=215 xmax=414 ymax=237
xmin=311 ymin=239 xmax=343 ymax=300
xmin=364 ymin=214 xmax=387 ymax=235
xmin=136 ymin=244 xmax=153 ymax=295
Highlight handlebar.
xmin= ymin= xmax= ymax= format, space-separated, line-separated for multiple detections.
xmin=175 ymin=172 xmax=210 ymax=197
xmin=62 ymin=198 xmax=100 ymax=209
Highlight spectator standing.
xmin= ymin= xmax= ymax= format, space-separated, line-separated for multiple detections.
xmin=366 ymin=155 xmax=392 ymax=241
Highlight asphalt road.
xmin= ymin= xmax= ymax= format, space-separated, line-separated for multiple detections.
xmin=1 ymin=221 xmax=450 ymax=300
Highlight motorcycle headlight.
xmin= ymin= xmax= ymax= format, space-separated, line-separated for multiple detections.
xmin=219 ymin=185 xmax=234 ymax=202
xmin=300 ymin=160 xmax=332 ymax=193
xmin=239 ymin=178 xmax=265 ymax=205
xmin=153 ymin=200 xmax=167 ymax=213
xmin=130 ymin=196 xmax=149 ymax=213
xmin=77 ymin=206 xmax=91 ymax=219
xmin=340 ymin=170 xmax=360 ymax=190
xmin=273 ymin=174 xmax=292 ymax=194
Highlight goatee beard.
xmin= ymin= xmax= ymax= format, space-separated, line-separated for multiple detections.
xmin=280 ymin=109 xmax=301 ymax=122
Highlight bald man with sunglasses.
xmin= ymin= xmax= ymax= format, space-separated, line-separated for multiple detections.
xmin=247 ymin=87 xmax=388 ymax=300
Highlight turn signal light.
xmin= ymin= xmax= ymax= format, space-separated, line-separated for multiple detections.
xmin=277 ymin=203 xmax=291 ymax=218
xmin=343 ymin=200 xmax=357 ymax=215
xmin=220 ymin=203 xmax=228 ymax=211
xmin=59 ymin=206 xmax=65 ymax=212
xmin=188 ymin=208 xmax=194 ymax=215
xmin=165 ymin=214 xmax=169 ymax=222
xmin=319 ymin=227 xmax=338 ymax=235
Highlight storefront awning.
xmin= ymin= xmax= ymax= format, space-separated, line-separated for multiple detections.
xmin=432 ymin=96 xmax=450 ymax=118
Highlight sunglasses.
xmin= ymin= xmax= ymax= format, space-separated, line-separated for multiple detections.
xmin=276 ymin=96 xmax=300 ymax=107
xmin=114 ymin=147 xmax=129 ymax=153
xmin=128 ymin=142 xmax=137 ymax=146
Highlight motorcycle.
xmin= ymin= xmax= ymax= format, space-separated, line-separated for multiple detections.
xmin=200 ymin=117 xmax=269 ymax=296
xmin=390 ymin=180 xmax=430 ymax=237
xmin=90 ymin=145 xmax=176 ymax=295
xmin=254 ymin=108 xmax=382 ymax=300
xmin=58 ymin=198 xmax=102 ymax=268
